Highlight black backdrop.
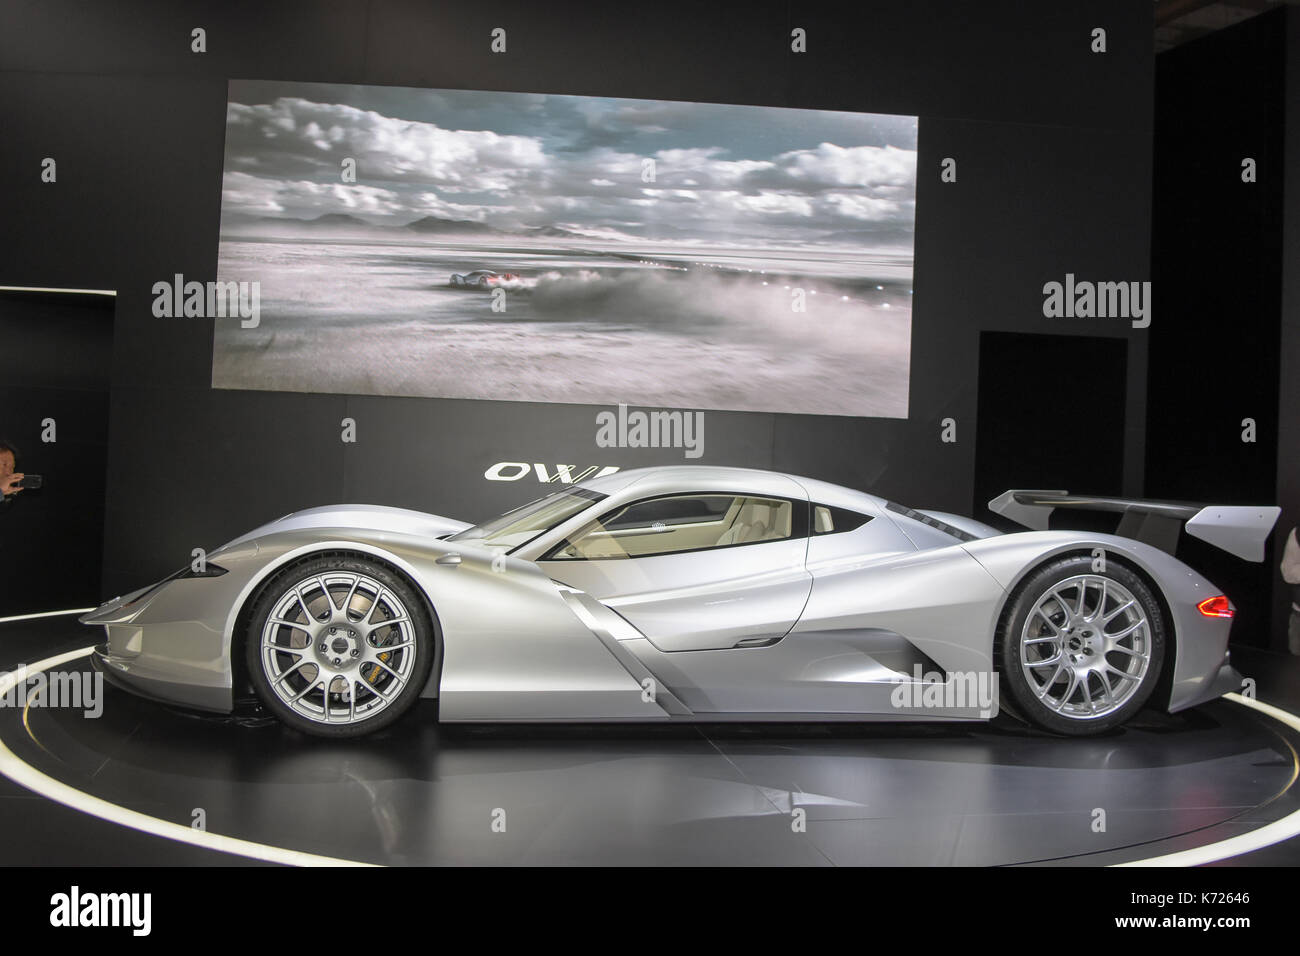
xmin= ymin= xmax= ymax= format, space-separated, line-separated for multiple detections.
xmin=0 ymin=0 xmax=1155 ymax=599
xmin=0 ymin=294 xmax=112 ymax=615
xmin=974 ymin=331 xmax=1130 ymax=525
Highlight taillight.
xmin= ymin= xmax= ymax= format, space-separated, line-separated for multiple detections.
xmin=1197 ymin=595 xmax=1234 ymax=618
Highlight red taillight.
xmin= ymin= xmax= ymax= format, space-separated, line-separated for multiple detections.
xmin=1197 ymin=595 xmax=1234 ymax=618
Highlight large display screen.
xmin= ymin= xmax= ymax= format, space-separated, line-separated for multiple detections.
xmin=213 ymin=80 xmax=917 ymax=417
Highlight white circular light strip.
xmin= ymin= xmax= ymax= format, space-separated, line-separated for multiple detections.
xmin=0 ymin=607 xmax=95 ymax=624
xmin=0 ymin=646 xmax=376 ymax=867
xmin=0 ymin=285 xmax=116 ymax=297
xmin=1113 ymin=692 xmax=1300 ymax=866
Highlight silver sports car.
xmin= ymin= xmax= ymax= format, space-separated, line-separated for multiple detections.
xmin=83 ymin=466 xmax=1278 ymax=738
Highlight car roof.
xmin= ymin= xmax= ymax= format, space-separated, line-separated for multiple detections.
xmin=576 ymin=465 xmax=888 ymax=512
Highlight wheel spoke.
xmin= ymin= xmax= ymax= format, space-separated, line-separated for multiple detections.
xmin=292 ymin=586 xmax=318 ymax=624
xmin=370 ymin=638 xmax=415 ymax=652
xmin=364 ymin=590 xmax=390 ymax=626
xmin=1037 ymin=661 xmax=1066 ymax=697
xmin=367 ymin=617 xmax=411 ymax=636
xmin=342 ymin=575 xmax=361 ymax=619
xmin=361 ymin=673 xmax=400 ymax=700
xmin=269 ymin=617 xmax=314 ymax=637
xmin=1103 ymin=598 xmax=1135 ymax=624
xmin=287 ymin=676 xmax=323 ymax=705
xmin=1089 ymin=579 xmax=1108 ymax=623
xmin=1109 ymin=619 xmax=1145 ymax=640
xmin=1102 ymin=662 xmax=1137 ymax=682
xmin=1105 ymin=642 xmax=1146 ymax=659
xmin=1095 ymin=669 xmax=1116 ymax=706
xmin=368 ymin=657 xmax=406 ymax=687
xmin=270 ymin=658 xmax=309 ymax=686
xmin=1053 ymin=671 xmax=1079 ymax=712
xmin=1080 ymin=674 xmax=1095 ymax=713
xmin=1031 ymin=608 xmax=1062 ymax=635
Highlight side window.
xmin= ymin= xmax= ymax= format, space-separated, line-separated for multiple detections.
xmin=602 ymin=494 xmax=731 ymax=531
xmin=812 ymin=504 xmax=873 ymax=535
xmin=549 ymin=494 xmax=796 ymax=560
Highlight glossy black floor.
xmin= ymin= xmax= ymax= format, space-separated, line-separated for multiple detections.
xmin=3 ymin=614 xmax=1300 ymax=866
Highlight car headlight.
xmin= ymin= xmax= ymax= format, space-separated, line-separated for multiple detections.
xmin=118 ymin=563 xmax=229 ymax=610
xmin=174 ymin=564 xmax=228 ymax=579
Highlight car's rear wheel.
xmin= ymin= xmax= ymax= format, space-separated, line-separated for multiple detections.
xmin=245 ymin=554 xmax=434 ymax=738
xmin=996 ymin=555 xmax=1165 ymax=735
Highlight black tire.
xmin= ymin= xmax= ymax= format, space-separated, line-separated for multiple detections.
xmin=996 ymin=555 xmax=1165 ymax=736
xmin=244 ymin=553 xmax=435 ymax=738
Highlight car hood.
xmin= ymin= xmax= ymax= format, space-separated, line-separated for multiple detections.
xmin=216 ymin=503 xmax=472 ymax=553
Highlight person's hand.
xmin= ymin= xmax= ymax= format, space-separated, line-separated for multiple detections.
xmin=0 ymin=472 xmax=24 ymax=496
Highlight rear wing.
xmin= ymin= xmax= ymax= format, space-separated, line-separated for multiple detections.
xmin=988 ymin=490 xmax=1281 ymax=562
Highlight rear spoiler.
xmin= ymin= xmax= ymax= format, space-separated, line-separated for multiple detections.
xmin=988 ymin=490 xmax=1281 ymax=562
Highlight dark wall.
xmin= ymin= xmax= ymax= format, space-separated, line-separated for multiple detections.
xmin=1147 ymin=9 xmax=1288 ymax=647
xmin=974 ymin=332 xmax=1129 ymax=525
xmin=1278 ymin=7 xmax=1300 ymax=645
xmin=0 ymin=0 xmax=1154 ymax=598
xmin=0 ymin=294 xmax=112 ymax=614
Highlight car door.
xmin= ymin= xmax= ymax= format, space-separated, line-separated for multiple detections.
xmin=537 ymin=484 xmax=812 ymax=652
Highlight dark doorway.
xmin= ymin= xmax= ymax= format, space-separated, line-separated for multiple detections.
xmin=0 ymin=292 xmax=113 ymax=616
xmin=973 ymin=332 xmax=1128 ymax=527
xmin=1147 ymin=14 xmax=1284 ymax=649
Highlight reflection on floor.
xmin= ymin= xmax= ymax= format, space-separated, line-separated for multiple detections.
xmin=2 ymin=616 xmax=1299 ymax=866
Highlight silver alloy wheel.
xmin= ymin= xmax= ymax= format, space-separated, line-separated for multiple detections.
xmin=1019 ymin=573 xmax=1152 ymax=720
xmin=260 ymin=571 xmax=418 ymax=725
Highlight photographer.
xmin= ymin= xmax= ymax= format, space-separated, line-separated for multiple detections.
xmin=0 ymin=440 xmax=26 ymax=506
xmin=1283 ymin=522 xmax=1300 ymax=655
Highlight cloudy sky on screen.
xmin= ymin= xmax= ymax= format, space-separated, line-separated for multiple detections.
xmin=221 ymin=80 xmax=918 ymax=246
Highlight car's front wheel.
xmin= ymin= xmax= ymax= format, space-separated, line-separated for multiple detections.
xmin=997 ymin=555 xmax=1165 ymax=735
xmin=245 ymin=553 xmax=434 ymax=737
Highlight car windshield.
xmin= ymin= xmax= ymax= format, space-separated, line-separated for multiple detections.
xmin=447 ymin=487 xmax=606 ymax=551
